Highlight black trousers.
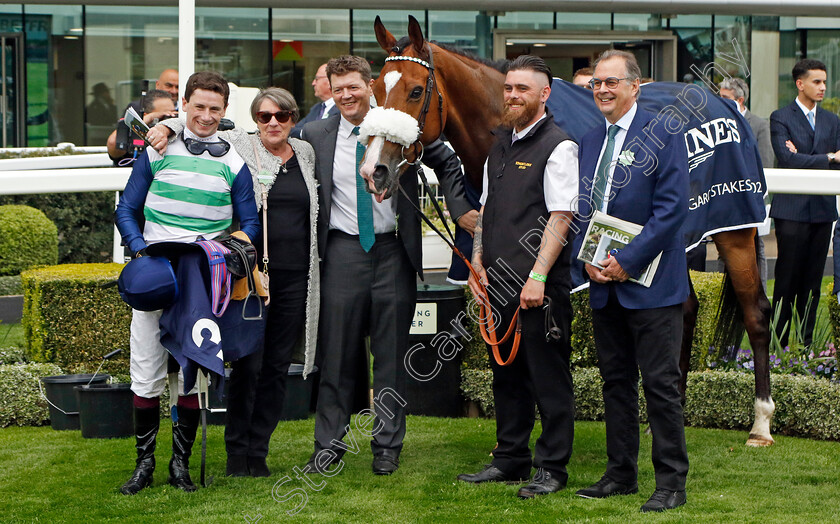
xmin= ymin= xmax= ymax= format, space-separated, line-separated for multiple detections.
xmin=486 ymin=281 xmax=574 ymax=482
xmin=772 ymin=219 xmax=832 ymax=347
xmin=591 ymin=287 xmax=688 ymax=492
xmin=225 ymin=268 xmax=308 ymax=458
xmin=314 ymin=231 xmax=415 ymax=456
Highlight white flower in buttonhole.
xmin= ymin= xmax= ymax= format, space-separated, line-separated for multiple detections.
xmin=618 ymin=149 xmax=635 ymax=166
xmin=357 ymin=107 xmax=419 ymax=148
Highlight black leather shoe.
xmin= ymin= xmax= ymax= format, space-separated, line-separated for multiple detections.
xmin=640 ymin=489 xmax=686 ymax=512
xmin=372 ymin=449 xmax=400 ymax=475
xmin=226 ymin=455 xmax=249 ymax=477
xmin=248 ymin=456 xmax=271 ymax=478
xmin=575 ymin=475 xmax=638 ymax=499
xmin=517 ymin=468 xmax=565 ymax=498
xmin=457 ymin=464 xmax=529 ymax=484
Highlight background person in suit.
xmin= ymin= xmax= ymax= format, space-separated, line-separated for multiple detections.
xmin=573 ymin=50 xmax=690 ymax=513
xmin=719 ymin=77 xmax=773 ymax=287
xmin=301 ymin=55 xmax=476 ymax=476
xmin=291 ymin=63 xmax=337 ymax=138
xmin=769 ymin=58 xmax=840 ymax=347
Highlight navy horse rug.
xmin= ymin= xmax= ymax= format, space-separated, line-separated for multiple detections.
xmin=546 ymin=80 xmax=767 ymax=251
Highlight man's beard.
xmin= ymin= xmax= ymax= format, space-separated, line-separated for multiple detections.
xmin=501 ymin=97 xmax=540 ymax=130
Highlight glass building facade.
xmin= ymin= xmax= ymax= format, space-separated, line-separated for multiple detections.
xmin=0 ymin=5 xmax=835 ymax=147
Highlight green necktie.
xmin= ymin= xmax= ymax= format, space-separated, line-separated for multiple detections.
xmin=593 ymin=124 xmax=620 ymax=212
xmin=352 ymin=126 xmax=375 ymax=252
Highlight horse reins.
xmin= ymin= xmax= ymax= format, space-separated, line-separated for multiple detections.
xmin=386 ymin=43 xmax=523 ymax=367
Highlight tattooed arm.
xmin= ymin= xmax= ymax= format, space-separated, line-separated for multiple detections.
xmin=467 ymin=207 xmax=488 ymax=300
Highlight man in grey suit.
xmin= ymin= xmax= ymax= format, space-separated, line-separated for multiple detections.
xmin=301 ymin=55 xmax=476 ymax=476
xmin=720 ymin=77 xmax=773 ymax=286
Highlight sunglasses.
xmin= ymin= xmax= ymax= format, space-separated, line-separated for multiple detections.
xmin=255 ymin=110 xmax=294 ymax=124
xmin=182 ymin=135 xmax=231 ymax=157
xmin=588 ymin=77 xmax=633 ymax=90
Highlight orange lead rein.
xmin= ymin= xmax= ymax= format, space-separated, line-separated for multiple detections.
xmin=455 ymin=246 xmax=522 ymax=367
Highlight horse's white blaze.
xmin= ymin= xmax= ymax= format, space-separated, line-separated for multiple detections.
xmin=383 ymin=71 xmax=402 ymax=102
xmin=747 ymin=397 xmax=775 ymax=444
xmin=360 ymin=135 xmax=385 ymax=181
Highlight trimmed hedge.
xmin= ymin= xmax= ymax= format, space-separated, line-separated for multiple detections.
xmin=827 ymin=280 xmax=840 ymax=346
xmin=22 ymin=263 xmax=130 ymax=375
xmin=0 ymin=192 xmax=115 ymax=264
xmin=0 ymin=205 xmax=58 ymax=276
xmin=689 ymin=270 xmax=725 ymax=370
xmin=0 ymin=362 xmax=63 ymax=427
xmin=569 ymin=289 xmax=596 ymax=368
xmin=461 ymin=367 xmax=840 ymax=441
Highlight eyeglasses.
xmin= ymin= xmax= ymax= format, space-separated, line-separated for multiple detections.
xmin=588 ymin=77 xmax=634 ymax=90
xmin=255 ymin=110 xmax=294 ymax=124
xmin=182 ymin=135 xmax=231 ymax=157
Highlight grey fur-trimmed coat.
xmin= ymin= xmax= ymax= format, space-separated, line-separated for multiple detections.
xmin=160 ymin=119 xmax=320 ymax=379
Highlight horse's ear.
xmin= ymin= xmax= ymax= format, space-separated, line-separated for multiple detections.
xmin=374 ymin=15 xmax=397 ymax=53
xmin=407 ymin=15 xmax=425 ymax=53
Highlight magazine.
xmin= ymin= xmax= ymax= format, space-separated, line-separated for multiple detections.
xmin=577 ymin=210 xmax=661 ymax=287
xmin=124 ymin=107 xmax=152 ymax=146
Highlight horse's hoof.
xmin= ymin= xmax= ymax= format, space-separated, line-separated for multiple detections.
xmin=746 ymin=434 xmax=774 ymax=447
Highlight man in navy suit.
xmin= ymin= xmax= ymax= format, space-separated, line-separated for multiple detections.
xmin=291 ymin=63 xmax=337 ymax=138
xmin=770 ymin=59 xmax=840 ymax=347
xmin=573 ymin=50 xmax=690 ymax=512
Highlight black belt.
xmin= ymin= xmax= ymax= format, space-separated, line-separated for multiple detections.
xmin=329 ymin=229 xmax=397 ymax=242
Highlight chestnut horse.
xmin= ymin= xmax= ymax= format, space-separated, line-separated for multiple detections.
xmin=363 ymin=15 xmax=774 ymax=446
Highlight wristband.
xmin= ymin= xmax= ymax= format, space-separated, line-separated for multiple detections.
xmin=528 ymin=270 xmax=547 ymax=283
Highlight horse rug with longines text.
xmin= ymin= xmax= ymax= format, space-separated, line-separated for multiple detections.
xmin=546 ymin=79 xmax=767 ymax=252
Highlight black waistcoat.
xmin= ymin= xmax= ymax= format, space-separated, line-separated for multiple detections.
xmin=483 ymin=110 xmax=574 ymax=286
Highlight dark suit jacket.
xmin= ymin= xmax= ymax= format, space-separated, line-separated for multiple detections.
xmin=291 ymin=101 xmax=337 ymax=139
xmin=744 ymin=109 xmax=774 ymax=169
xmin=769 ymin=100 xmax=840 ymax=223
xmin=573 ymin=106 xmax=690 ymax=310
xmin=301 ymin=114 xmax=472 ymax=278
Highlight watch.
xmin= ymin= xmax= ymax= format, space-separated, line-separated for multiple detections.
xmin=829 ymin=153 xmax=836 ymax=163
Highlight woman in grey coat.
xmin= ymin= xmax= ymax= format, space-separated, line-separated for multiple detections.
xmin=149 ymin=87 xmax=319 ymax=478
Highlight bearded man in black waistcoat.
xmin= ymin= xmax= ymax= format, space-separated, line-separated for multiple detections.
xmin=456 ymin=55 xmax=579 ymax=499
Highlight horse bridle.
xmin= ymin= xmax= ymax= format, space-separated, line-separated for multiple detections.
xmin=384 ymin=43 xmax=443 ymax=164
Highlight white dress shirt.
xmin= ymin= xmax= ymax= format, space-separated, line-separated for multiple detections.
xmin=480 ymin=113 xmax=579 ymax=212
xmin=329 ymin=116 xmax=397 ymax=234
xmin=594 ymin=102 xmax=638 ymax=213
xmin=322 ymin=97 xmax=336 ymax=118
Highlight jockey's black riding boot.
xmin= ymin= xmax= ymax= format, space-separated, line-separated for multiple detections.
xmin=120 ymin=406 xmax=160 ymax=495
xmin=168 ymin=406 xmax=200 ymax=492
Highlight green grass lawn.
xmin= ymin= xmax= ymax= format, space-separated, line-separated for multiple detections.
xmin=0 ymin=417 xmax=838 ymax=523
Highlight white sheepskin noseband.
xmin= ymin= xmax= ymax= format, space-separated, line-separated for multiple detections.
xmin=357 ymin=107 xmax=419 ymax=148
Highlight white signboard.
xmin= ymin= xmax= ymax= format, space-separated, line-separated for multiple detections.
xmin=410 ymin=302 xmax=437 ymax=335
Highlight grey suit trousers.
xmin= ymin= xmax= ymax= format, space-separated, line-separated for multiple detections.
xmin=314 ymin=230 xmax=416 ymax=456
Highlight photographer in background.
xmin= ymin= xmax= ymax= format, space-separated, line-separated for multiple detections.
xmin=107 ymin=90 xmax=177 ymax=165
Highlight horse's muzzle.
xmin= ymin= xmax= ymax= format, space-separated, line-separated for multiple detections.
xmin=371 ymin=164 xmax=392 ymax=202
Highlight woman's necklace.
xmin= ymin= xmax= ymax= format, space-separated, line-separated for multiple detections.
xmin=274 ymin=143 xmax=292 ymax=174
